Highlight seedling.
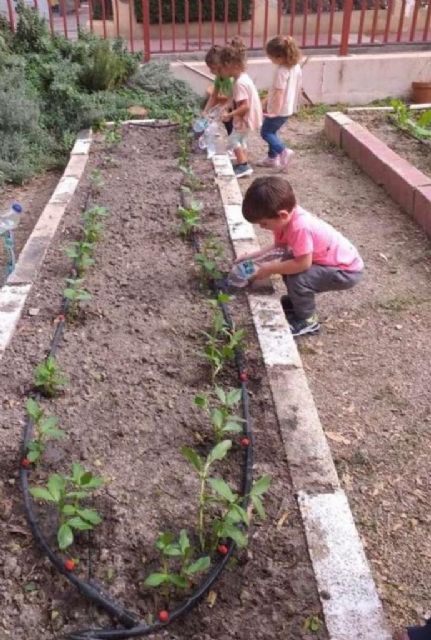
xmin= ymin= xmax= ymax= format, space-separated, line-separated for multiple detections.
xmin=104 ymin=121 xmax=122 ymax=145
xmin=63 ymin=278 xmax=92 ymax=320
xmin=180 ymin=168 xmax=204 ymax=191
xmin=33 ymin=356 xmax=68 ymax=397
xmin=201 ymin=326 xmax=246 ymax=381
xmin=25 ymin=398 xmax=64 ymax=463
xmin=64 ymin=241 xmax=94 ymax=276
xmin=211 ymin=474 xmax=271 ymax=549
xmin=89 ymin=168 xmax=104 ymax=194
xmin=304 ymin=615 xmax=322 ymax=632
xmin=29 ymin=463 xmax=103 ymax=550
xmin=144 ymin=529 xmax=210 ymax=593
xmin=82 ymin=205 xmax=109 ymax=244
xmin=181 ymin=440 xmax=232 ymax=550
xmin=194 ymin=237 xmax=224 ymax=285
xmin=177 ymin=201 xmax=202 ymax=238
xmin=194 ymin=386 xmax=244 ymax=441
xmin=390 ymin=99 xmax=431 ymax=140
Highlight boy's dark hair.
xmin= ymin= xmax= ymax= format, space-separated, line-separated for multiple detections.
xmin=242 ymin=177 xmax=296 ymax=222
xmin=205 ymin=45 xmax=222 ymax=67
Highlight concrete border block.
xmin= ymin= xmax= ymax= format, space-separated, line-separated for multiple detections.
xmin=71 ymin=129 xmax=92 ymax=155
xmin=298 ymin=490 xmax=392 ymax=640
xmin=213 ymin=155 xmax=235 ymax=177
xmin=215 ymin=175 xmax=243 ymax=206
xmin=0 ymin=284 xmax=31 ymax=357
xmin=64 ymin=154 xmax=89 ymax=180
xmin=224 ymin=204 xmax=256 ymax=241
xmin=324 ymin=112 xmax=354 ymax=147
xmin=49 ymin=176 xmax=79 ymax=205
xmin=413 ymin=185 xmax=431 ymax=238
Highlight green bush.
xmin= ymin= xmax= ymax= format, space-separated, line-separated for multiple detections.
xmin=133 ymin=0 xmax=251 ymax=24
xmin=78 ymin=39 xmax=139 ymax=91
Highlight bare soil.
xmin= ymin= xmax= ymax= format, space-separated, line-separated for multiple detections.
xmin=351 ymin=110 xmax=431 ymax=178
xmin=0 ymin=125 xmax=328 ymax=640
xmin=238 ymin=113 xmax=431 ymax=630
xmin=0 ymin=171 xmax=61 ymax=282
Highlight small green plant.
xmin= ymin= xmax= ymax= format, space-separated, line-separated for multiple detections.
xmin=180 ymin=168 xmax=204 ymax=191
xmin=25 ymin=398 xmax=65 ymax=463
xmin=181 ymin=440 xmax=232 ymax=550
xmin=33 ymin=356 xmax=68 ymax=397
xmin=194 ymin=237 xmax=224 ymax=285
xmin=64 ymin=241 xmax=94 ymax=276
xmin=82 ymin=205 xmax=109 ymax=244
xmin=390 ymin=99 xmax=431 ymax=140
xmin=89 ymin=168 xmax=104 ymax=194
xmin=202 ymin=326 xmax=246 ymax=381
xmin=177 ymin=201 xmax=202 ymax=238
xmin=30 ymin=463 xmax=103 ymax=550
xmin=144 ymin=530 xmax=210 ymax=593
xmin=104 ymin=120 xmax=123 ymax=145
xmin=194 ymin=386 xmax=244 ymax=441
xmin=304 ymin=615 xmax=322 ymax=632
xmin=63 ymin=278 xmax=92 ymax=319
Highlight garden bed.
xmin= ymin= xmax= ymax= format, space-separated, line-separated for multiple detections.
xmin=0 ymin=124 xmax=327 ymax=639
xmin=351 ymin=110 xmax=431 ymax=178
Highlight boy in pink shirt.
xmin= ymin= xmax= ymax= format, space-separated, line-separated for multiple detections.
xmin=238 ymin=176 xmax=364 ymax=336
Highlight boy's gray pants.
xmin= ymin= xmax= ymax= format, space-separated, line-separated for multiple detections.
xmin=283 ymin=266 xmax=363 ymax=319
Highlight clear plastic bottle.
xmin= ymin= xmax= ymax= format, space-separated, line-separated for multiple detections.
xmin=227 ymin=247 xmax=286 ymax=288
xmin=0 ymin=202 xmax=23 ymax=234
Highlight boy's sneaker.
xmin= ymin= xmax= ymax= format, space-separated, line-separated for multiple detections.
xmin=280 ymin=294 xmax=295 ymax=319
xmin=234 ymin=163 xmax=253 ymax=178
xmin=289 ymin=313 xmax=320 ymax=337
xmin=279 ymin=148 xmax=294 ymax=170
xmin=256 ymin=155 xmax=280 ymax=168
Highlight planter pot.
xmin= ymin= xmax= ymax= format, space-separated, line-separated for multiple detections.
xmin=411 ymin=81 xmax=431 ymax=104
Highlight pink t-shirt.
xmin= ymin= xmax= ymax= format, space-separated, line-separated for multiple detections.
xmin=232 ymin=72 xmax=263 ymax=132
xmin=274 ymin=206 xmax=364 ymax=271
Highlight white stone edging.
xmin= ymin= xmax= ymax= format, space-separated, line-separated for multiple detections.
xmin=0 ymin=129 xmax=92 ymax=361
xmin=212 ymin=153 xmax=391 ymax=640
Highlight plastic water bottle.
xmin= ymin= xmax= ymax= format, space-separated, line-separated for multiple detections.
xmin=0 ymin=202 xmax=23 ymax=234
xmin=205 ymin=120 xmax=220 ymax=159
xmin=192 ymin=116 xmax=208 ymax=134
xmin=227 ymin=247 xmax=286 ymax=288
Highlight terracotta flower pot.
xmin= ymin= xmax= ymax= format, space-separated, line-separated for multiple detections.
xmin=411 ymin=81 xmax=431 ymax=104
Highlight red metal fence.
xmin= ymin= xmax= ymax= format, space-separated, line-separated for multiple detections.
xmin=2 ymin=0 xmax=431 ymax=59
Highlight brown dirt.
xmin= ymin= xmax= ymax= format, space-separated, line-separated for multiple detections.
xmin=0 ymin=171 xmax=61 ymax=282
xmin=236 ymin=113 xmax=431 ymax=630
xmin=0 ymin=124 xmax=328 ymax=639
xmin=351 ymin=110 xmax=431 ymax=178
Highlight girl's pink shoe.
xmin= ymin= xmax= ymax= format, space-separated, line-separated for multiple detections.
xmin=280 ymin=148 xmax=294 ymax=170
xmin=256 ymin=155 xmax=280 ymax=168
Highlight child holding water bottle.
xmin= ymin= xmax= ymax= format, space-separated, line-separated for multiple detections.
xmin=258 ymin=35 xmax=302 ymax=169
xmin=219 ymin=38 xmax=262 ymax=179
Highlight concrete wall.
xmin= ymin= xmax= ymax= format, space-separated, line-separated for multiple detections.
xmin=170 ymin=51 xmax=431 ymax=106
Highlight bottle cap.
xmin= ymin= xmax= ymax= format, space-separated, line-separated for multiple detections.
xmin=12 ymin=203 xmax=22 ymax=214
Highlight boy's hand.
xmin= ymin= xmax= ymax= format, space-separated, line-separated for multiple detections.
xmin=221 ymin=111 xmax=233 ymax=122
xmin=251 ymin=263 xmax=274 ymax=281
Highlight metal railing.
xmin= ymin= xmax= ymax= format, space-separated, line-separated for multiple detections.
xmin=2 ymin=0 xmax=431 ymax=59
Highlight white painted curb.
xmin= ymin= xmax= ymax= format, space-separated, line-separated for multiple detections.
xmin=212 ymin=154 xmax=392 ymax=639
xmin=0 ymin=129 xmax=92 ymax=361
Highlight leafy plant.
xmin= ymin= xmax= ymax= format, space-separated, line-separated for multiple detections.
xmin=89 ymin=168 xmax=104 ymax=194
xmin=194 ymin=386 xmax=244 ymax=441
xmin=64 ymin=240 xmax=94 ymax=276
xmin=202 ymin=325 xmax=246 ymax=381
xmin=25 ymin=398 xmax=65 ymax=463
xmin=180 ymin=168 xmax=203 ymax=191
xmin=181 ymin=440 xmax=232 ymax=550
xmin=78 ymin=38 xmax=138 ymax=92
xmin=194 ymin=237 xmax=224 ymax=285
xmin=177 ymin=200 xmax=202 ymax=238
xmin=304 ymin=615 xmax=322 ymax=632
xmin=33 ymin=356 xmax=68 ymax=397
xmin=63 ymin=278 xmax=92 ymax=319
xmin=390 ymin=99 xmax=431 ymax=140
xmin=144 ymin=529 xmax=210 ymax=593
xmin=30 ymin=463 xmax=103 ymax=550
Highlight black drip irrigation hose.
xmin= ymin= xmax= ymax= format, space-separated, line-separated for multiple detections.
xmin=19 ymin=182 xmax=254 ymax=640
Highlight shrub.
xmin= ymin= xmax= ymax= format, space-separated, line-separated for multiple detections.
xmin=134 ymin=0 xmax=252 ymax=24
xmin=78 ymin=39 xmax=139 ymax=92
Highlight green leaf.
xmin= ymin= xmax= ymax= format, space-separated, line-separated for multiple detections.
xmin=207 ymin=440 xmax=232 ymax=465
xmin=178 ymin=529 xmax=190 ymax=556
xmin=164 ymin=544 xmax=182 ymax=557
xmin=181 ymin=446 xmax=203 ymax=472
xmin=82 ymin=475 xmax=104 ymax=489
xmin=168 ymin=574 xmax=188 ymax=589
xmin=40 ymin=416 xmax=59 ymax=434
xmin=184 ymin=556 xmax=211 ymax=575
xmin=47 ymin=474 xmax=65 ymax=501
xmin=250 ymin=475 xmax=271 ymax=497
xmin=156 ymin=531 xmax=175 ymax=550
xmin=27 ymin=449 xmax=41 ymax=462
xmin=77 ymin=508 xmax=102 ymax=525
xmin=30 ymin=487 xmax=57 ymax=502
xmin=222 ymin=421 xmax=243 ymax=434
xmin=67 ymin=517 xmax=93 ymax=531
xmin=214 ymin=387 xmax=226 ymax=404
xmin=71 ymin=463 xmax=85 ymax=483
xmin=62 ymin=504 xmax=76 ymax=516
xmin=194 ymin=394 xmax=207 ymax=409
xmin=66 ymin=491 xmax=89 ymax=500
xmin=230 ymin=503 xmax=249 ymax=525
xmin=208 ymin=478 xmax=236 ymax=503
xmin=58 ymin=523 xmax=74 ymax=550
xmin=144 ymin=573 xmax=169 ymax=587
xmin=226 ymin=388 xmax=242 ymax=406
xmin=417 ymin=109 xmax=431 ymax=127
xmin=211 ymin=408 xmax=224 ymax=430
xmin=222 ymin=523 xmax=248 ymax=548
xmin=251 ymin=495 xmax=266 ymax=520
xmin=26 ymin=398 xmax=43 ymax=421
